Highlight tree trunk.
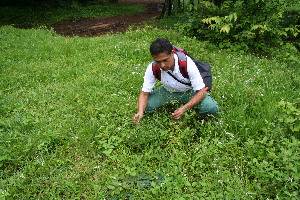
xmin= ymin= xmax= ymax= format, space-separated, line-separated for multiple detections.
xmin=160 ymin=1 xmax=167 ymax=18
xmin=208 ymin=0 xmax=224 ymax=7
xmin=66 ymin=0 xmax=72 ymax=8
xmin=167 ymin=0 xmax=172 ymax=16
xmin=191 ymin=0 xmax=194 ymax=12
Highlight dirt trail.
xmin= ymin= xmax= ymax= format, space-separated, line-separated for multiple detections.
xmin=52 ymin=3 xmax=163 ymax=37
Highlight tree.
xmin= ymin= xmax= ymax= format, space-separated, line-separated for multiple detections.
xmin=0 ymin=0 xmax=106 ymax=7
xmin=160 ymin=0 xmax=173 ymax=17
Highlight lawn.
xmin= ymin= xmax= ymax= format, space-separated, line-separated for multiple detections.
xmin=0 ymin=8 xmax=299 ymax=200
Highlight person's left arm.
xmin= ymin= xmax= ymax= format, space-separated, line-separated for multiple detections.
xmin=171 ymin=88 xmax=206 ymax=120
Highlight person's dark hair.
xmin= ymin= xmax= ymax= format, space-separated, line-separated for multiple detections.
xmin=150 ymin=38 xmax=173 ymax=56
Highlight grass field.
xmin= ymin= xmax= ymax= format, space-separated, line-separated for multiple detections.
xmin=0 ymin=4 xmax=299 ymax=199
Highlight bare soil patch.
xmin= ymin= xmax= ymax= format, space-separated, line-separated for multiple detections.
xmin=52 ymin=3 xmax=163 ymax=37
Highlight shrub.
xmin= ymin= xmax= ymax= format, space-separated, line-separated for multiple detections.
xmin=176 ymin=0 xmax=300 ymax=56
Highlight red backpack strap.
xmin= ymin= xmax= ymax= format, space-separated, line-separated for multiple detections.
xmin=175 ymin=52 xmax=189 ymax=78
xmin=172 ymin=45 xmax=187 ymax=54
xmin=152 ymin=62 xmax=161 ymax=81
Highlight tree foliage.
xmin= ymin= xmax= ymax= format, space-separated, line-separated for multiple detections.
xmin=0 ymin=0 xmax=112 ymax=7
xmin=172 ymin=0 xmax=300 ymax=55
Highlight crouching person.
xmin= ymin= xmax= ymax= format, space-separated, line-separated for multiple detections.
xmin=132 ymin=38 xmax=219 ymax=126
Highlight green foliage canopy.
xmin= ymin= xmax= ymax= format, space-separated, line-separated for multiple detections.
xmin=0 ymin=0 xmax=112 ymax=7
xmin=175 ymin=0 xmax=300 ymax=56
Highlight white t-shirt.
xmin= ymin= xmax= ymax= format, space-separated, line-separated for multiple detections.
xmin=142 ymin=54 xmax=205 ymax=93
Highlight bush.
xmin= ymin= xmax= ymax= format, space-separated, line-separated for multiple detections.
xmin=176 ymin=0 xmax=300 ymax=56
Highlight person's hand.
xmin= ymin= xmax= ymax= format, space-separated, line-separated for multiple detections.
xmin=132 ymin=113 xmax=143 ymax=126
xmin=171 ymin=107 xmax=186 ymax=120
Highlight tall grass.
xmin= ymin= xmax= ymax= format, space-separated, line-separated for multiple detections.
xmin=0 ymin=25 xmax=299 ymax=199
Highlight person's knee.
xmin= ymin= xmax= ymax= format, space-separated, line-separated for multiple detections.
xmin=209 ymin=104 xmax=219 ymax=114
xmin=198 ymin=103 xmax=219 ymax=115
xmin=197 ymin=94 xmax=219 ymax=115
xmin=145 ymin=100 xmax=161 ymax=113
xmin=145 ymin=104 xmax=155 ymax=113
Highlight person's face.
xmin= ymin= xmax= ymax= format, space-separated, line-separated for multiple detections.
xmin=152 ymin=51 xmax=175 ymax=71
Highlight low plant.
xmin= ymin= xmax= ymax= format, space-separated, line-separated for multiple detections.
xmin=277 ymin=100 xmax=300 ymax=133
xmin=0 ymin=25 xmax=299 ymax=199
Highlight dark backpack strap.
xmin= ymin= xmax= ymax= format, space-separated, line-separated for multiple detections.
xmin=167 ymin=71 xmax=191 ymax=86
xmin=152 ymin=62 xmax=161 ymax=81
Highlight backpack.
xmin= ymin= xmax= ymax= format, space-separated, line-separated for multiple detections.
xmin=152 ymin=45 xmax=213 ymax=91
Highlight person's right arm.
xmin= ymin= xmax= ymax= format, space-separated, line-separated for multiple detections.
xmin=132 ymin=63 xmax=156 ymax=126
xmin=132 ymin=91 xmax=150 ymax=126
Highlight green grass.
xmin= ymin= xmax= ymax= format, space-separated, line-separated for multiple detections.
xmin=0 ymin=3 xmax=145 ymax=27
xmin=0 ymin=24 xmax=299 ymax=199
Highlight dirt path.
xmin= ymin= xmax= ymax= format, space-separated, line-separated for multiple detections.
xmin=52 ymin=3 xmax=163 ymax=37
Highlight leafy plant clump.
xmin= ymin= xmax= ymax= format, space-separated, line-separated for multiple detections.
xmin=0 ymin=25 xmax=299 ymax=199
xmin=175 ymin=0 xmax=300 ymax=58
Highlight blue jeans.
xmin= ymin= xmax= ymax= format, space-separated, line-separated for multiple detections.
xmin=145 ymin=86 xmax=219 ymax=115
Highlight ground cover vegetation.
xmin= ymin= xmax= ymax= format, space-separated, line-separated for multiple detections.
xmin=1 ymin=2 xmax=299 ymax=199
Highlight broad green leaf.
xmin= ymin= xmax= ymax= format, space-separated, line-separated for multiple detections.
xmin=220 ymin=24 xmax=231 ymax=33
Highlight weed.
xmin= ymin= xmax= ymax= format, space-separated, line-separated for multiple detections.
xmin=0 ymin=24 xmax=299 ymax=199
